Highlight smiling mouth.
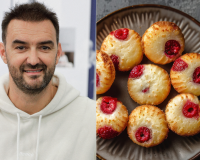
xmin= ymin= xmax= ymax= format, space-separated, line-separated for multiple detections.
xmin=24 ymin=69 xmax=43 ymax=73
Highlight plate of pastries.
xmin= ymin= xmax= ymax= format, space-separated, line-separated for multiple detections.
xmin=96 ymin=4 xmax=200 ymax=160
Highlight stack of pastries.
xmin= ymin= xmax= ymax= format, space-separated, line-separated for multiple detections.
xmin=96 ymin=21 xmax=200 ymax=148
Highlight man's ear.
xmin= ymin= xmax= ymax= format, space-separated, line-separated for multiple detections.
xmin=56 ymin=43 xmax=62 ymax=65
xmin=0 ymin=42 xmax=7 ymax=64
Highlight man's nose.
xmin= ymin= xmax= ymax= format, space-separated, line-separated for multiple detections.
xmin=26 ymin=48 xmax=40 ymax=65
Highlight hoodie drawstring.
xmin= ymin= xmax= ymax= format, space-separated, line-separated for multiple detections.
xmin=16 ymin=114 xmax=43 ymax=160
xmin=35 ymin=115 xmax=42 ymax=160
xmin=17 ymin=113 xmax=20 ymax=160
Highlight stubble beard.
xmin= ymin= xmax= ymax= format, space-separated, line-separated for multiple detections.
xmin=7 ymin=57 xmax=56 ymax=95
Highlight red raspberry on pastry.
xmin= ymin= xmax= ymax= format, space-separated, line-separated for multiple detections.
xmin=127 ymin=105 xmax=168 ymax=147
xmin=96 ymin=50 xmax=115 ymax=94
xmin=135 ymin=127 xmax=151 ymax=143
xmin=170 ymin=53 xmax=200 ymax=96
xmin=193 ymin=67 xmax=200 ymax=83
xmin=96 ymin=96 xmax=128 ymax=139
xmin=164 ymin=40 xmax=180 ymax=58
xmin=114 ymin=28 xmax=129 ymax=40
xmin=166 ymin=93 xmax=200 ymax=136
xmin=100 ymin=28 xmax=143 ymax=71
xmin=171 ymin=58 xmax=188 ymax=71
xmin=100 ymin=96 xmax=117 ymax=114
xmin=182 ymin=100 xmax=199 ymax=118
xmin=128 ymin=64 xmax=171 ymax=105
xmin=97 ymin=126 xmax=119 ymax=139
xmin=129 ymin=65 xmax=144 ymax=78
xmin=142 ymin=21 xmax=185 ymax=64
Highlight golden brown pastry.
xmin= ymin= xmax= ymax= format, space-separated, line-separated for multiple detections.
xmin=96 ymin=96 xmax=128 ymax=139
xmin=100 ymin=28 xmax=143 ymax=71
xmin=165 ymin=93 xmax=200 ymax=136
xmin=96 ymin=50 xmax=115 ymax=94
xmin=142 ymin=21 xmax=185 ymax=64
xmin=170 ymin=53 xmax=200 ymax=96
xmin=128 ymin=64 xmax=171 ymax=105
xmin=127 ymin=105 xmax=168 ymax=147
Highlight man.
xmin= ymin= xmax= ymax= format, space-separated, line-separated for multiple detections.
xmin=0 ymin=2 xmax=95 ymax=160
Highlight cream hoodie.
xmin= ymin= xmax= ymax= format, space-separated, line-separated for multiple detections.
xmin=0 ymin=73 xmax=96 ymax=160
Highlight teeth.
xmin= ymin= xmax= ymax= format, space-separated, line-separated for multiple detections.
xmin=26 ymin=70 xmax=41 ymax=73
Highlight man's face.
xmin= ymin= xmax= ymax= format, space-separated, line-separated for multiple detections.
xmin=1 ymin=19 xmax=61 ymax=94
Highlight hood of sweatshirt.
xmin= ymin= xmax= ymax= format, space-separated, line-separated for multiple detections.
xmin=0 ymin=73 xmax=95 ymax=160
xmin=0 ymin=72 xmax=80 ymax=118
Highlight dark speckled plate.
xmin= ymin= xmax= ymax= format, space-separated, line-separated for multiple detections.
xmin=96 ymin=4 xmax=200 ymax=160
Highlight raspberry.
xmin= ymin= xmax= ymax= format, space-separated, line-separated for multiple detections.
xmin=164 ymin=40 xmax=180 ymax=58
xmin=100 ymin=96 xmax=117 ymax=114
xmin=171 ymin=58 xmax=188 ymax=71
xmin=96 ymin=73 xmax=100 ymax=87
xmin=135 ymin=127 xmax=151 ymax=143
xmin=110 ymin=55 xmax=119 ymax=70
xmin=193 ymin=67 xmax=200 ymax=84
xmin=182 ymin=100 xmax=199 ymax=118
xmin=142 ymin=87 xmax=149 ymax=93
xmin=114 ymin=28 xmax=129 ymax=40
xmin=129 ymin=65 xmax=144 ymax=78
xmin=97 ymin=126 xmax=119 ymax=139
xmin=110 ymin=31 xmax=114 ymax=35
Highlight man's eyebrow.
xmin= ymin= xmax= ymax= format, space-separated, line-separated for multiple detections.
xmin=38 ymin=40 xmax=54 ymax=46
xmin=12 ymin=40 xmax=54 ymax=46
xmin=12 ymin=39 xmax=27 ymax=44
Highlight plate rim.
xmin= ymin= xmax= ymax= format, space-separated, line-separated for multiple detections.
xmin=96 ymin=4 xmax=200 ymax=160
xmin=97 ymin=4 xmax=200 ymax=27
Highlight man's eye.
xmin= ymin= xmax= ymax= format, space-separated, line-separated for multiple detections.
xmin=16 ymin=46 xmax=26 ymax=50
xmin=41 ymin=46 xmax=50 ymax=50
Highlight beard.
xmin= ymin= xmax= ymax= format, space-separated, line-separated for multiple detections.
xmin=7 ymin=59 xmax=56 ymax=95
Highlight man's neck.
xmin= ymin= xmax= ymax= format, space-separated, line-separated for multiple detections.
xmin=8 ymin=77 xmax=57 ymax=115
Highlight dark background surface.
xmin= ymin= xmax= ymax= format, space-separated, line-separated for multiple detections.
xmin=96 ymin=0 xmax=200 ymax=160
xmin=97 ymin=0 xmax=200 ymax=22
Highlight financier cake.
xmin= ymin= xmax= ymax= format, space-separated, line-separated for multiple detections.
xmin=96 ymin=96 xmax=128 ymax=139
xmin=170 ymin=53 xmax=200 ymax=96
xmin=128 ymin=64 xmax=171 ymax=105
xmin=100 ymin=28 xmax=143 ymax=71
xmin=127 ymin=105 xmax=168 ymax=147
xmin=142 ymin=21 xmax=185 ymax=64
xmin=96 ymin=50 xmax=115 ymax=94
xmin=165 ymin=93 xmax=200 ymax=136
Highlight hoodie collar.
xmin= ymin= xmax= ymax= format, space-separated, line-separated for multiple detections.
xmin=0 ymin=72 xmax=80 ymax=118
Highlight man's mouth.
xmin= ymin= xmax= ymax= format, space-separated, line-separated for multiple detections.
xmin=23 ymin=69 xmax=43 ymax=73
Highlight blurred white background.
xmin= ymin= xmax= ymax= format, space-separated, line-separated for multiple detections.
xmin=0 ymin=0 xmax=95 ymax=98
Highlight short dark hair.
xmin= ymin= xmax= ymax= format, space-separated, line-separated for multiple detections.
xmin=2 ymin=2 xmax=59 ymax=44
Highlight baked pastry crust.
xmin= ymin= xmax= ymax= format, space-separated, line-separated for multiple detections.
xmin=142 ymin=21 xmax=185 ymax=64
xmin=96 ymin=97 xmax=128 ymax=137
xmin=96 ymin=50 xmax=115 ymax=94
xmin=165 ymin=93 xmax=200 ymax=136
xmin=127 ymin=105 xmax=168 ymax=147
xmin=128 ymin=64 xmax=171 ymax=105
xmin=170 ymin=53 xmax=200 ymax=96
xmin=100 ymin=28 xmax=143 ymax=71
